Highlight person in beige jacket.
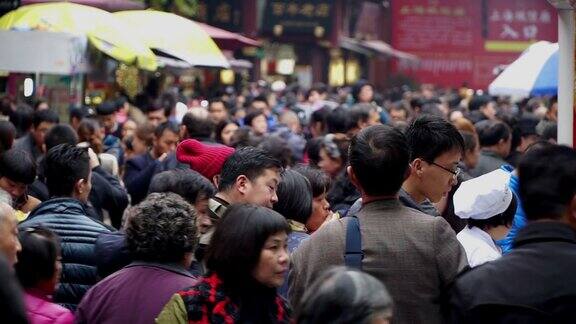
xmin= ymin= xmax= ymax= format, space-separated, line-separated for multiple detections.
xmin=289 ymin=124 xmax=468 ymax=324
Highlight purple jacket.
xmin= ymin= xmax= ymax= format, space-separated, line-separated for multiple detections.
xmin=76 ymin=262 xmax=197 ymax=324
xmin=24 ymin=291 xmax=74 ymax=324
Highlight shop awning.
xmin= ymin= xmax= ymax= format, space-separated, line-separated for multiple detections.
xmin=340 ymin=37 xmax=418 ymax=62
xmin=114 ymin=10 xmax=229 ymax=68
xmin=21 ymin=0 xmax=145 ymax=12
xmin=157 ymin=50 xmax=253 ymax=71
xmin=0 ymin=3 xmax=157 ymax=71
xmin=198 ymin=22 xmax=261 ymax=51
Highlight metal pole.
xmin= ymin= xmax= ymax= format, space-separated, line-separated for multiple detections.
xmin=557 ymin=9 xmax=574 ymax=146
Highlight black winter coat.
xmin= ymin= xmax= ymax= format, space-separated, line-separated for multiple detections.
xmin=448 ymin=222 xmax=576 ymax=323
xmin=19 ymin=198 xmax=114 ymax=310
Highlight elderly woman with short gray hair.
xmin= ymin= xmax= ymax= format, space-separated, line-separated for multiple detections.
xmin=295 ymin=267 xmax=393 ymax=324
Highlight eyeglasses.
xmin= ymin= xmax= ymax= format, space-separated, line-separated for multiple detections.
xmin=427 ymin=161 xmax=461 ymax=179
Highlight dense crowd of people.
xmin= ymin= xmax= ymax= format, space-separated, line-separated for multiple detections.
xmin=0 ymin=79 xmax=574 ymax=323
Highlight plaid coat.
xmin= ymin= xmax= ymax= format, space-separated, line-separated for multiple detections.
xmin=156 ymin=273 xmax=291 ymax=324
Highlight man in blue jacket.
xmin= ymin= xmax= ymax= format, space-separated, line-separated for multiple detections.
xmin=123 ymin=122 xmax=181 ymax=204
xmin=20 ymin=144 xmax=113 ymax=310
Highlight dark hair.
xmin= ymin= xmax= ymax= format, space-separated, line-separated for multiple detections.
xmin=351 ymin=80 xmax=374 ymax=103
xmin=406 ymin=115 xmax=465 ymax=162
xmin=154 ymin=121 xmax=179 ymax=139
xmin=306 ymin=84 xmax=327 ymax=100
xmin=209 ymin=97 xmax=228 ymax=110
xmin=251 ymin=96 xmax=269 ymax=108
xmin=468 ymin=194 xmax=517 ymax=230
xmin=15 ymin=227 xmax=60 ymax=288
xmin=215 ymin=119 xmax=239 ymax=144
xmin=519 ymin=145 xmax=576 ymax=220
xmin=475 ymin=120 xmax=511 ymax=147
xmin=296 ymin=267 xmax=393 ymax=324
xmin=0 ymin=96 xmax=13 ymax=116
xmin=348 ymin=103 xmax=376 ymax=129
xmin=205 ymin=204 xmax=290 ymax=285
xmin=147 ymin=99 xmax=171 ymax=117
xmin=469 ymin=95 xmax=491 ymax=111
xmin=149 ymin=169 xmax=216 ymax=204
xmin=460 ymin=130 xmax=478 ymax=152
xmin=273 ymin=170 xmax=313 ymax=224
xmin=44 ymin=124 xmax=79 ymax=151
xmin=77 ymin=119 xmax=103 ymax=153
xmin=0 ymin=121 xmax=16 ymax=153
xmin=305 ymin=138 xmax=323 ymax=168
xmin=33 ymin=99 xmax=49 ymax=111
xmin=44 ymin=144 xmax=90 ymax=197
xmin=218 ymin=147 xmax=282 ymax=191
xmin=326 ymin=107 xmax=350 ymax=134
xmin=258 ymin=136 xmax=294 ymax=168
xmin=349 ymin=125 xmax=410 ymax=196
xmin=311 ymin=107 xmax=329 ymax=130
xmin=126 ymin=193 xmax=197 ymax=263
xmin=244 ymin=110 xmax=266 ymax=128
xmin=182 ymin=112 xmax=214 ymax=139
xmin=410 ymin=98 xmax=424 ymax=110
xmin=69 ymin=106 xmax=91 ymax=122
xmin=9 ymin=104 xmax=34 ymax=138
xmin=115 ymin=96 xmax=127 ymax=109
xmin=135 ymin=123 xmax=155 ymax=148
xmin=390 ymin=101 xmax=409 ymax=114
xmin=293 ymin=164 xmax=331 ymax=197
xmin=0 ymin=149 xmax=36 ymax=184
xmin=33 ymin=109 xmax=59 ymax=129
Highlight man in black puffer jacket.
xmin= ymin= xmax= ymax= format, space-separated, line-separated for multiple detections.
xmin=20 ymin=144 xmax=114 ymax=310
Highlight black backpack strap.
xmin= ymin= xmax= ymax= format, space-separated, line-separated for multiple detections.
xmin=344 ymin=215 xmax=363 ymax=270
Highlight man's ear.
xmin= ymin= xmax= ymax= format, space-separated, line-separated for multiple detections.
xmin=74 ymin=178 xmax=87 ymax=196
xmin=235 ymin=175 xmax=250 ymax=195
xmin=411 ymin=158 xmax=424 ymax=177
xmin=179 ymin=125 xmax=187 ymax=139
xmin=347 ymin=166 xmax=360 ymax=190
xmin=212 ymin=175 xmax=221 ymax=189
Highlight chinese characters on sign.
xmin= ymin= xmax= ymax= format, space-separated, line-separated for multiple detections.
xmin=270 ymin=2 xmax=331 ymax=18
xmin=390 ymin=0 xmax=557 ymax=89
xmin=263 ymin=1 xmax=333 ymax=37
xmin=488 ymin=7 xmax=552 ymax=40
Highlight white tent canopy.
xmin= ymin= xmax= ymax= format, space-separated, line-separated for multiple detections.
xmin=0 ymin=30 xmax=89 ymax=74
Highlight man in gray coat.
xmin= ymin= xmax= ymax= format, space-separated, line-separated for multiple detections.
xmin=469 ymin=120 xmax=511 ymax=177
xmin=289 ymin=125 xmax=467 ymax=324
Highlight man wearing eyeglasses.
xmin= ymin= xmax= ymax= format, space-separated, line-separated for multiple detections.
xmin=401 ymin=115 xmax=465 ymax=216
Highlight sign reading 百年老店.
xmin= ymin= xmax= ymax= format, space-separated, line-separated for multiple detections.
xmin=262 ymin=0 xmax=334 ymax=38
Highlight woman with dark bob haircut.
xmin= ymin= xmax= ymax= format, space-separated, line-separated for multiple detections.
xmin=15 ymin=227 xmax=75 ymax=323
xmin=296 ymin=267 xmax=393 ymax=324
xmin=274 ymin=169 xmax=313 ymax=253
xmin=158 ymin=204 xmax=292 ymax=324
xmin=273 ymin=169 xmax=313 ymax=297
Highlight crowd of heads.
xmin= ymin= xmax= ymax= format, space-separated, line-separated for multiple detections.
xmin=0 ymin=79 xmax=572 ymax=323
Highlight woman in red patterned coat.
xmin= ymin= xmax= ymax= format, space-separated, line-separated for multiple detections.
xmin=157 ymin=204 xmax=292 ymax=324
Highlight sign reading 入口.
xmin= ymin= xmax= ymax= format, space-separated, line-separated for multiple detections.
xmin=390 ymin=0 xmax=557 ymax=89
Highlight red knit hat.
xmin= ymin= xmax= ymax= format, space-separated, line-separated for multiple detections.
xmin=176 ymin=139 xmax=235 ymax=180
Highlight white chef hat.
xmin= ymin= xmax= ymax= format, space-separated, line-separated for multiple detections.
xmin=453 ymin=169 xmax=513 ymax=220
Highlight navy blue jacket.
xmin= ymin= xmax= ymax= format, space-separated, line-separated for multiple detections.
xmin=123 ymin=152 xmax=181 ymax=204
xmin=20 ymin=198 xmax=114 ymax=310
xmin=449 ymin=222 xmax=576 ymax=323
xmin=28 ymin=165 xmax=128 ymax=228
